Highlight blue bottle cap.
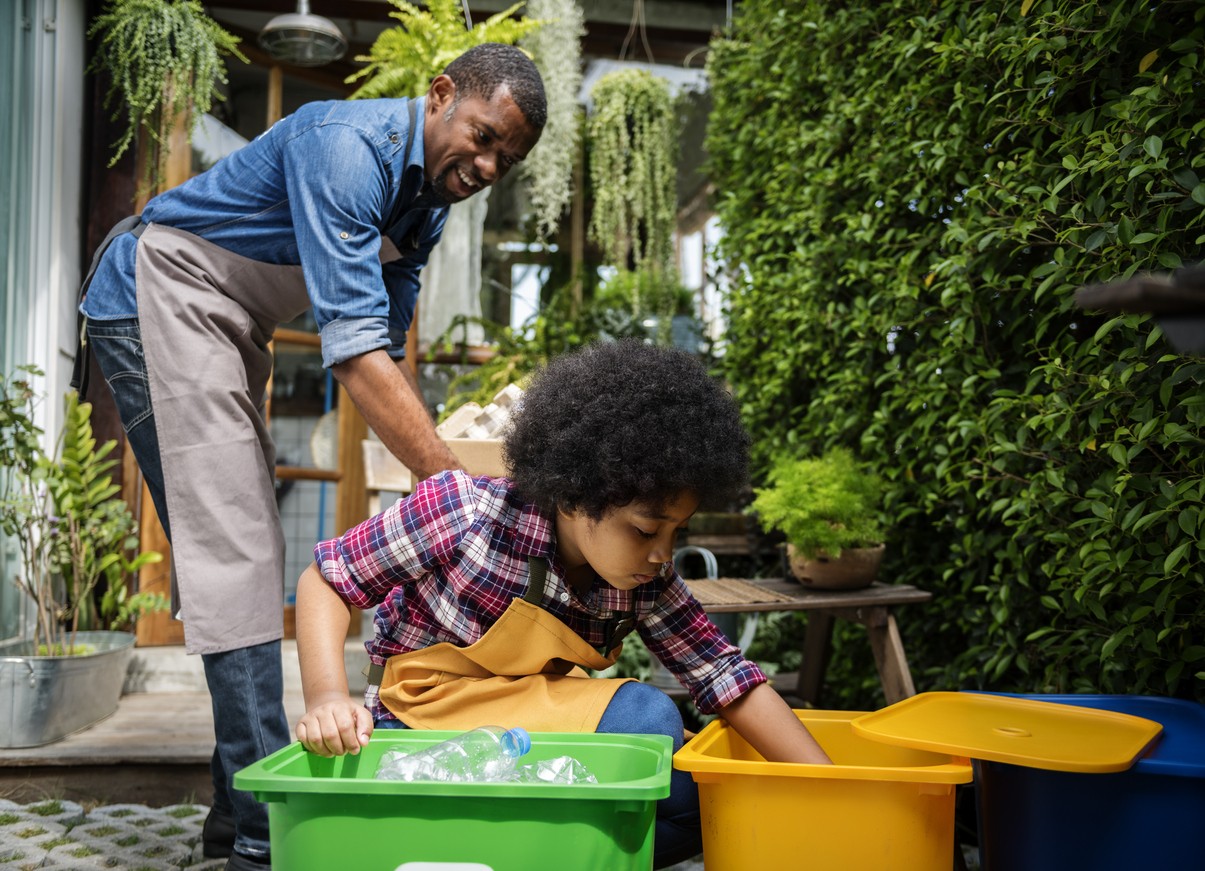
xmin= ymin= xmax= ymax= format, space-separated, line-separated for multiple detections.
xmin=503 ymin=727 xmax=531 ymax=757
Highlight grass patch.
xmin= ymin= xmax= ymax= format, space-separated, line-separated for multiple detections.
xmin=27 ymin=801 xmax=64 ymax=817
xmin=166 ymin=805 xmax=202 ymax=819
xmin=85 ymin=824 xmax=123 ymax=836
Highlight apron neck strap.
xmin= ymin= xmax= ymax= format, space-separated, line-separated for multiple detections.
xmin=525 ymin=557 xmax=548 ymax=604
xmin=525 ymin=557 xmax=636 ymax=656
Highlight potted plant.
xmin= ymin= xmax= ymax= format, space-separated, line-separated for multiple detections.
xmin=1 ymin=367 xmax=164 ymax=747
xmin=87 ymin=0 xmax=246 ymax=194
xmin=749 ymin=447 xmax=887 ymax=590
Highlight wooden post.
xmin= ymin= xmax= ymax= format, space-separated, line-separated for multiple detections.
xmin=134 ymin=92 xmax=192 ymax=647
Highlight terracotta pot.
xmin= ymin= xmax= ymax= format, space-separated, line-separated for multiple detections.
xmin=787 ymin=543 xmax=885 ymax=590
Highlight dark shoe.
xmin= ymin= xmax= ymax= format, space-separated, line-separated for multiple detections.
xmin=202 ymin=808 xmax=236 ymax=859
xmin=225 ymin=851 xmax=272 ymax=871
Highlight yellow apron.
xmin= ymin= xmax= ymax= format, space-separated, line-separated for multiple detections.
xmin=378 ymin=560 xmax=635 ymax=732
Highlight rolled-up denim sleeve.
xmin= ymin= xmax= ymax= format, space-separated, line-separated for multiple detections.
xmin=282 ymin=123 xmax=396 ymax=367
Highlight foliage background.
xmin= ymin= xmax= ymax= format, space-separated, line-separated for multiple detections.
xmin=706 ymin=0 xmax=1205 ymax=707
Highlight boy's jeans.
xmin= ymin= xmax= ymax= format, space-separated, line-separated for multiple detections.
xmin=89 ymin=317 xmax=289 ymax=860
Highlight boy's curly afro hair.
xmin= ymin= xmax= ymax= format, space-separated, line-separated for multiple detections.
xmin=503 ymin=340 xmax=750 ymax=519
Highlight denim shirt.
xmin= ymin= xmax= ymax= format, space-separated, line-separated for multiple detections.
xmin=81 ymin=97 xmax=449 ymax=367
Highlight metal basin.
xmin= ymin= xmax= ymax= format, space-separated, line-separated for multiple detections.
xmin=0 ymin=630 xmax=136 ymax=748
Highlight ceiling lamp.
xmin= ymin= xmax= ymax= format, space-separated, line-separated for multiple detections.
xmin=258 ymin=0 xmax=348 ymax=68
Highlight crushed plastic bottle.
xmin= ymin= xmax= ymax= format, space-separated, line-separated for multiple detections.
xmin=375 ymin=725 xmax=532 ymax=783
xmin=513 ymin=755 xmax=599 ymax=784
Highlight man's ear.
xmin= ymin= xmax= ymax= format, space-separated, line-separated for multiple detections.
xmin=427 ymin=74 xmax=456 ymax=114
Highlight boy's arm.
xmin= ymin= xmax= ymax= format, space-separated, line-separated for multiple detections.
xmin=295 ymin=562 xmax=375 ymax=757
xmin=718 ymin=682 xmax=833 ymax=764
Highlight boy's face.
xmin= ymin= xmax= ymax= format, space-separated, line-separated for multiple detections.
xmin=556 ymin=492 xmax=699 ymax=592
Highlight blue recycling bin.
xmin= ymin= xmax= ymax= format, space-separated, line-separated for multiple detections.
xmin=971 ymin=694 xmax=1205 ymax=871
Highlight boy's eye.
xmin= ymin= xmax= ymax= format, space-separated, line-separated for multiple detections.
xmin=634 ymin=527 xmax=657 ymax=540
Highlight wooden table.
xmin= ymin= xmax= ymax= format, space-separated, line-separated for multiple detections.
xmin=683 ymin=578 xmax=932 ymax=707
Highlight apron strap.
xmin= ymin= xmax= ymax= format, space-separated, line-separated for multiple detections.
xmin=70 ymin=216 xmax=146 ymax=395
xmin=525 ymin=556 xmax=547 ymax=604
xmin=527 ymin=556 xmax=635 ymax=655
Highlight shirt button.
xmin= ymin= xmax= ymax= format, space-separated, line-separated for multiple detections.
xmin=559 ymin=592 xmax=569 ymax=602
xmin=339 ymin=232 xmax=349 ymax=239
xmin=390 ymin=134 xmax=400 ymax=144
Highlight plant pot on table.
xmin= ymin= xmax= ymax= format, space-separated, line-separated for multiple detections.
xmin=787 ymin=543 xmax=885 ymax=590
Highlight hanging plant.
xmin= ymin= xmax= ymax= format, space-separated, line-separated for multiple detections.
xmin=519 ymin=0 xmax=585 ymax=240
xmin=587 ymin=68 xmax=677 ymax=276
xmin=347 ymin=0 xmax=543 ymax=100
xmin=88 ymin=0 xmax=246 ymax=193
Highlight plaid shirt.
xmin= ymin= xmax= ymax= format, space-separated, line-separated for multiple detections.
xmin=315 ymin=470 xmax=767 ymax=722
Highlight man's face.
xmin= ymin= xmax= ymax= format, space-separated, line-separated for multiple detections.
xmin=423 ymin=75 xmax=540 ymax=205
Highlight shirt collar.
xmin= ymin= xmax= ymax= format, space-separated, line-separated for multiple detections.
xmin=406 ymin=95 xmax=427 ymax=174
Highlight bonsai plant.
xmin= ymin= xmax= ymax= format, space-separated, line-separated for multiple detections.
xmin=1 ymin=368 xmax=164 ymax=747
xmin=749 ymin=447 xmax=887 ymax=589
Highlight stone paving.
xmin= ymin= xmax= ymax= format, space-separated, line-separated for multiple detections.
xmin=0 ymin=798 xmax=709 ymax=871
xmin=0 ymin=800 xmax=225 ymax=871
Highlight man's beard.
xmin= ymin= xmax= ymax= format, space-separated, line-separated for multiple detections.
xmin=412 ymin=178 xmax=453 ymax=209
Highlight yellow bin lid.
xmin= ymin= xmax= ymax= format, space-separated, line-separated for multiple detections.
xmin=851 ymin=692 xmax=1163 ymax=773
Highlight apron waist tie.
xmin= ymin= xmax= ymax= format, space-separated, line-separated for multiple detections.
xmin=71 ymin=216 xmax=146 ymax=395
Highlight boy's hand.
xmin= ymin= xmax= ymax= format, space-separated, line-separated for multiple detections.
xmin=296 ymin=697 xmax=374 ymax=757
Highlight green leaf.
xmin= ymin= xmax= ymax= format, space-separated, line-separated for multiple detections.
xmin=1163 ymin=541 xmax=1192 ymax=575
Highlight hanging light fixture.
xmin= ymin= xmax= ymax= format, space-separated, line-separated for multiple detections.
xmin=258 ymin=0 xmax=348 ymax=68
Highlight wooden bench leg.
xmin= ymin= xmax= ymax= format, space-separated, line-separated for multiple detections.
xmin=865 ymin=608 xmax=917 ymax=704
xmin=796 ymin=610 xmax=834 ymax=707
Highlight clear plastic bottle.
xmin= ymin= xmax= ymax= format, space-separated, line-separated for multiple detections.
xmin=376 ymin=725 xmax=532 ymax=783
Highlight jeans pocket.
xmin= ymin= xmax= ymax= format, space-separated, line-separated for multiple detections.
xmin=88 ymin=321 xmax=154 ymax=433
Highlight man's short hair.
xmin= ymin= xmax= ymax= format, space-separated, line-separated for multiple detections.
xmin=443 ymin=43 xmax=547 ymax=130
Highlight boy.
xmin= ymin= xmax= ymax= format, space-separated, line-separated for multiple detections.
xmin=295 ymin=340 xmax=830 ymax=869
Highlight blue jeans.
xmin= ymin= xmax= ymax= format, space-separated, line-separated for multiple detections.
xmin=597 ymin=682 xmax=702 ymax=869
xmin=89 ymin=318 xmax=289 ymax=860
xmin=375 ymin=681 xmax=702 ymax=869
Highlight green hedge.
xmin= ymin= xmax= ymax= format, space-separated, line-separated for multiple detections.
xmin=706 ymin=0 xmax=1205 ymax=707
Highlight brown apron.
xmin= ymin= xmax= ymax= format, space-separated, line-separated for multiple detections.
xmin=379 ymin=561 xmax=635 ymax=731
xmin=136 ymin=223 xmax=312 ymax=653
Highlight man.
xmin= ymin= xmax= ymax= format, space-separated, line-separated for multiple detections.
xmin=74 ymin=43 xmax=545 ymax=871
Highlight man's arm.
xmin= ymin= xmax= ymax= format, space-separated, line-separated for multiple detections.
xmin=332 ymin=348 xmax=463 ymax=481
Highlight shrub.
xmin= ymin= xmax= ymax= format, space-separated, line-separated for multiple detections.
xmin=707 ymin=0 xmax=1205 ymax=707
